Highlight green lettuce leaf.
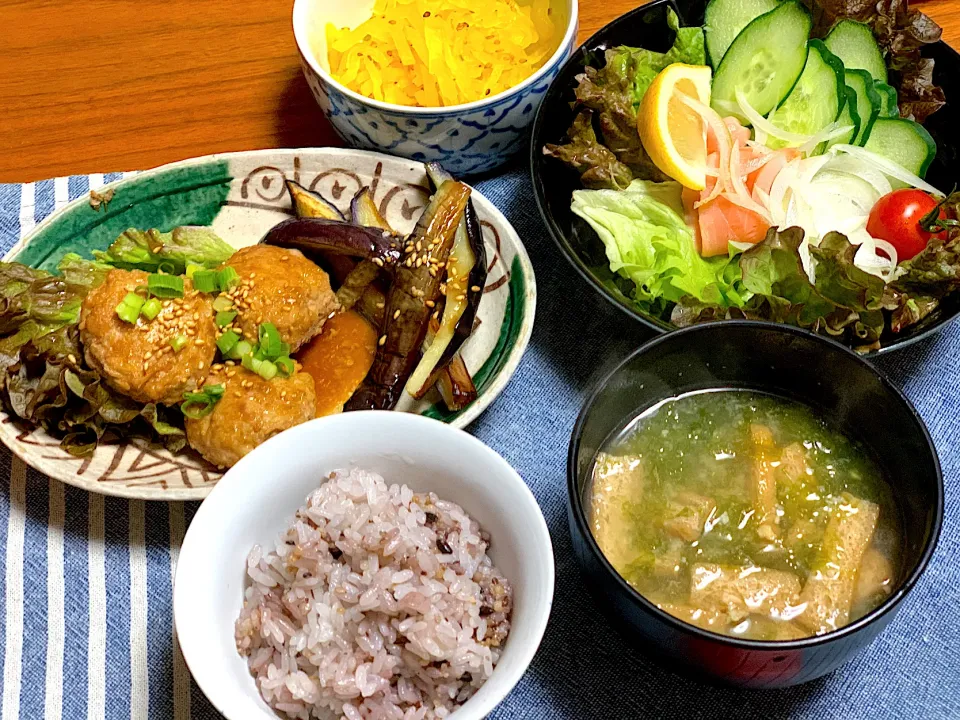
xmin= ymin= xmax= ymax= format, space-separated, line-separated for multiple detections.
xmin=545 ymin=9 xmax=702 ymax=188
xmin=674 ymin=229 xmax=893 ymax=349
xmin=571 ymin=180 xmax=745 ymax=312
xmin=543 ymin=110 xmax=635 ymax=190
xmin=93 ymin=226 xmax=234 ymax=274
xmin=0 ymin=262 xmax=186 ymax=455
xmin=607 ymin=9 xmax=707 ymax=108
xmin=56 ymin=253 xmax=111 ymax=289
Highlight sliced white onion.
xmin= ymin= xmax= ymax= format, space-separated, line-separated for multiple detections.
xmin=768 ymin=156 xmax=803 ymax=226
xmin=736 ymin=88 xmax=813 ymax=144
xmin=821 ymin=155 xmax=893 ymax=197
xmin=679 ymin=93 xmax=732 ymax=207
xmin=798 ymin=123 xmax=854 ymax=155
xmin=745 ymin=139 xmax=774 ymax=156
xmin=740 ymin=153 xmax=776 ymax=176
xmin=830 ymin=144 xmax=942 ymax=195
xmin=727 ymin=140 xmax=772 ymax=223
xmin=753 ymin=186 xmax=771 ymax=209
xmin=798 ymin=234 xmax=815 ymax=283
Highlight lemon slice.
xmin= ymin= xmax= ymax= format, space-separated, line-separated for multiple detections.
xmin=637 ymin=63 xmax=713 ymax=191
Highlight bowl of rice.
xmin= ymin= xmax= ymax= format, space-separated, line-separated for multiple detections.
xmin=292 ymin=0 xmax=579 ymax=175
xmin=173 ymin=411 xmax=554 ymax=720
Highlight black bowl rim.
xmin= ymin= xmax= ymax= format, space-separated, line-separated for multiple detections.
xmin=567 ymin=320 xmax=945 ymax=651
xmin=530 ymin=0 xmax=960 ymax=357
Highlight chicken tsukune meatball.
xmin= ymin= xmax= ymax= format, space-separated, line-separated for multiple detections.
xmin=185 ymin=365 xmax=316 ymax=468
xmin=220 ymin=245 xmax=339 ymax=352
xmin=79 ymin=269 xmax=217 ymax=405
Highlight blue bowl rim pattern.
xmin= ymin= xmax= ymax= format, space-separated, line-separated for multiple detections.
xmin=292 ymin=0 xmax=581 ymax=118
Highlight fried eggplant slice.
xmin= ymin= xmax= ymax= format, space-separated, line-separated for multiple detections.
xmin=345 ymin=180 xmax=471 ymax=410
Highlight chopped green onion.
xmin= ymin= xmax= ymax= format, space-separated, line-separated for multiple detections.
xmin=241 ymin=354 xmax=260 ymax=373
xmin=217 ymin=266 xmax=239 ymax=291
xmin=203 ymin=383 xmax=225 ymax=398
xmin=252 ymin=346 xmax=266 ymax=362
xmin=278 ymin=342 xmax=291 ymax=358
xmin=157 ymin=261 xmax=177 ymax=275
xmin=185 ymin=263 xmax=203 ymax=280
xmin=180 ymin=384 xmax=225 ymax=419
xmin=212 ymin=295 xmax=233 ymax=313
xmin=256 ymin=360 xmax=278 ymax=381
xmin=215 ymin=310 xmax=237 ymax=328
xmin=140 ymin=297 xmax=163 ymax=321
xmin=192 ymin=270 xmax=219 ymax=293
xmin=116 ymin=292 xmax=145 ymax=323
xmin=230 ymin=340 xmax=254 ymax=361
xmin=275 ymin=356 xmax=295 ymax=377
xmin=169 ymin=334 xmax=188 ymax=352
xmin=258 ymin=322 xmax=282 ymax=359
xmin=147 ymin=273 xmax=184 ymax=299
xmin=216 ymin=330 xmax=240 ymax=356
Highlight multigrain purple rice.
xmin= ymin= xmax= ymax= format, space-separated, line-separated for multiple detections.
xmin=235 ymin=468 xmax=513 ymax=719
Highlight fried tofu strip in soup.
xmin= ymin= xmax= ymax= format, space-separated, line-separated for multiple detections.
xmin=797 ymin=493 xmax=881 ymax=634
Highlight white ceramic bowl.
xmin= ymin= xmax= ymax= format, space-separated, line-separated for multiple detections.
xmin=292 ymin=0 xmax=579 ymax=175
xmin=174 ymin=411 xmax=555 ymax=719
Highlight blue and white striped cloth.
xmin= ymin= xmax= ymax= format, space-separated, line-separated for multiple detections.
xmin=1 ymin=168 xmax=958 ymax=720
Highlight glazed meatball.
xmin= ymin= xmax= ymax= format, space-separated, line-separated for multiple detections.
xmin=79 ymin=269 xmax=217 ymax=405
xmin=185 ymin=366 xmax=316 ymax=468
xmin=220 ymin=245 xmax=339 ymax=351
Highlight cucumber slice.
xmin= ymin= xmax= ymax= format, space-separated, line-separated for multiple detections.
xmin=874 ymin=82 xmax=899 ymax=118
xmin=844 ymin=69 xmax=881 ymax=145
xmin=823 ymin=20 xmax=888 ymax=84
xmin=711 ymin=1 xmax=812 ymax=122
xmin=824 ymin=87 xmax=861 ymax=152
xmin=703 ymin=0 xmax=780 ymax=69
xmin=862 ymin=118 xmax=937 ymax=178
xmin=766 ymin=40 xmax=845 ymax=150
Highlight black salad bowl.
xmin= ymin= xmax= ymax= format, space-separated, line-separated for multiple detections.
xmin=531 ymin=0 xmax=960 ymax=355
xmin=567 ymin=322 xmax=943 ymax=688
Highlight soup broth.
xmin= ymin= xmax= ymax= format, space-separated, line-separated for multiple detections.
xmin=587 ymin=389 xmax=901 ymax=641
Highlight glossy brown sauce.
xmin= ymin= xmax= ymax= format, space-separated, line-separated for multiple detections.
xmin=296 ymin=310 xmax=377 ymax=417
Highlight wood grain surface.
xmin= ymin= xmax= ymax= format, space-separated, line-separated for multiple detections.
xmin=0 ymin=0 xmax=956 ymax=182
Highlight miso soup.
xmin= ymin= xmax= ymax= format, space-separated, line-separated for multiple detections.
xmin=587 ymin=389 xmax=901 ymax=641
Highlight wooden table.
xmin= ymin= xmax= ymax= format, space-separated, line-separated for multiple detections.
xmin=0 ymin=0 xmax=956 ymax=183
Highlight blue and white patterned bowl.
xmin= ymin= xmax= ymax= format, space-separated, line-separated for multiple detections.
xmin=292 ymin=0 xmax=579 ymax=176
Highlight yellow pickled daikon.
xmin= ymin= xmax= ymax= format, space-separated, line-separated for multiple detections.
xmin=325 ymin=0 xmax=557 ymax=107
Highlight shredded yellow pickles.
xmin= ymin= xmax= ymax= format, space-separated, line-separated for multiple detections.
xmin=325 ymin=0 xmax=557 ymax=107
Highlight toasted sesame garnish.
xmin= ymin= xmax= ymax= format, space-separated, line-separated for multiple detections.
xmin=393 ymin=309 xmax=401 ymax=320
xmin=378 ymin=335 xmax=386 ymax=346
xmin=425 ymin=300 xmax=436 ymax=308
xmin=471 ymin=285 xmax=482 ymax=292
xmin=227 ymin=370 xmax=236 ymax=378
xmin=194 ymin=339 xmax=205 ymax=346
xmin=67 ymin=354 xmax=77 ymax=365
xmin=280 ymin=391 xmax=288 ymax=399
xmin=144 ymin=351 xmax=153 ymax=360
xmin=197 ymin=362 xmax=204 ymax=370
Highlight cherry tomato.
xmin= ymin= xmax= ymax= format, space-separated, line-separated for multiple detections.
xmin=866 ymin=189 xmax=946 ymax=261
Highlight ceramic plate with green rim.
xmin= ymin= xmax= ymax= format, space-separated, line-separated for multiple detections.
xmin=1 ymin=148 xmax=536 ymax=501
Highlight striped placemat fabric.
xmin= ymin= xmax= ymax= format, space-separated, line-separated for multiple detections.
xmin=1 ymin=169 xmax=959 ymax=720
xmin=0 ymin=174 xmax=211 ymax=720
